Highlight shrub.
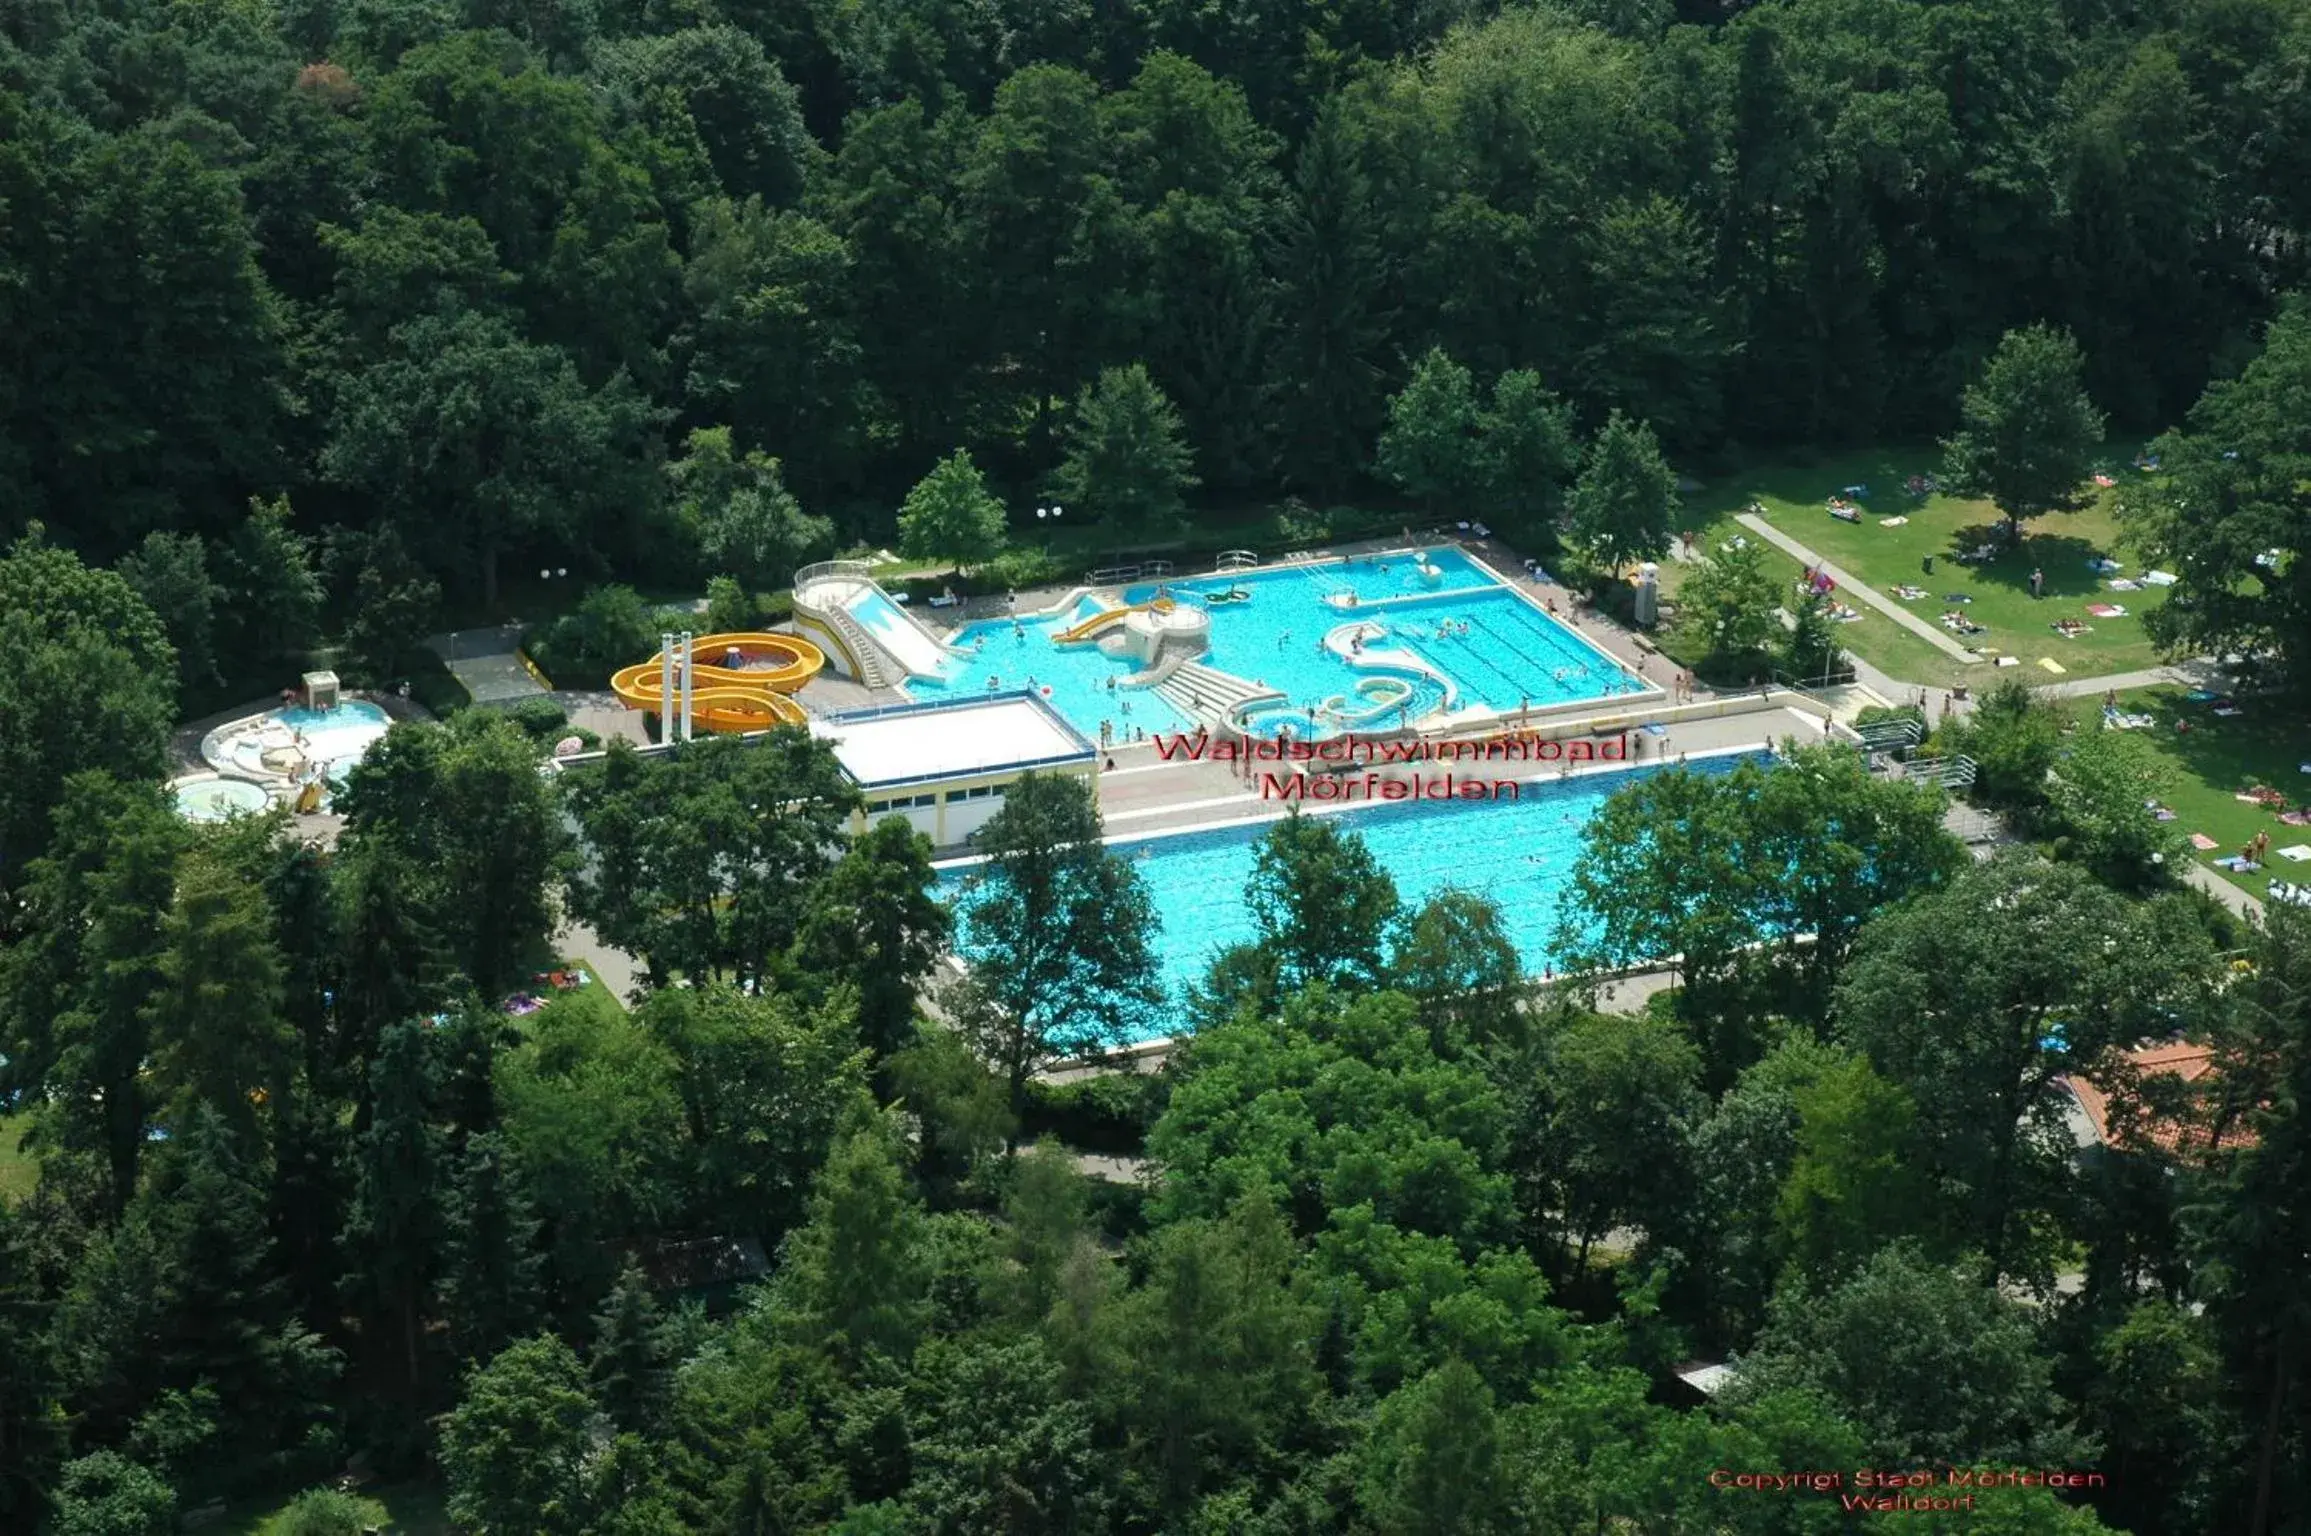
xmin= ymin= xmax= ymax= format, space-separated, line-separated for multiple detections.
xmin=525 ymin=584 xmax=658 ymax=689
xmin=979 ymin=546 xmax=1066 ymax=592
xmin=497 ymin=695 xmax=571 ymax=741
xmin=1021 ymin=1070 xmax=1168 ymax=1155
xmin=401 ymin=651 xmax=468 ymax=718
xmin=267 ymin=1487 xmax=384 ymax=1536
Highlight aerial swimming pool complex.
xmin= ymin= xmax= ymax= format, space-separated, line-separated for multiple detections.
xmin=902 ymin=547 xmax=1652 ymax=744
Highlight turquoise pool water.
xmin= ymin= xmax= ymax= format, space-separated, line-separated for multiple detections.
xmin=909 ymin=547 xmax=1644 ymax=746
xmin=1131 ymin=551 xmax=1644 ymax=728
xmin=273 ymin=702 xmax=391 ymax=780
xmin=908 ymin=601 xmax=1193 ymax=742
xmin=172 ymin=777 xmax=272 ymax=823
xmin=942 ymin=752 xmax=1759 ymax=1039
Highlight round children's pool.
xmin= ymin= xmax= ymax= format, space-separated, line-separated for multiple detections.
xmin=172 ymin=776 xmax=273 ymax=823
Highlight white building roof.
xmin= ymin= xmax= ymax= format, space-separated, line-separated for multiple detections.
xmin=812 ymin=691 xmax=1095 ymax=790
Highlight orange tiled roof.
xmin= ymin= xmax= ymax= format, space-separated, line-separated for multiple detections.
xmin=2060 ymin=1041 xmax=2258 ymax=1157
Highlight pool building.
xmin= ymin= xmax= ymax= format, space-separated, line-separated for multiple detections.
xmin=814 ymin=691 xmax=1098 ymax=846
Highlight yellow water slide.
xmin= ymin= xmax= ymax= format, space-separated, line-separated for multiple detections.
xmin=1053 ymin=595 xmax=1175 ymax=644
xmin=610 ymin=632 xmax=825 ymax=732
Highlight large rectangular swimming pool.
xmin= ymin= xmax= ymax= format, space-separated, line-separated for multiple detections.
xmin=939 ymin=751 xmax=1759 ymax=1041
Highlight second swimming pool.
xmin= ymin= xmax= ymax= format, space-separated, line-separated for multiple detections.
xmin=941 ymin=751 xmax=1758 ymax=1040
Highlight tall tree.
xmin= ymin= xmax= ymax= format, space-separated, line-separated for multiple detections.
xmin=952 ymin=773 xmax=1160 ymax=1119
xmin=116 ymin=532 xmax=223 ymax=698
xmin=1565 ymin=411 xmax=1675 ymax=580
xmin=320 ymin=309 xmax=665 ymax=603
xmin=1476 ymin=370 xmax=1582 ymax=550
xmin=1245 ymin=811 xmax=1401 ymax=994
xmin=1835 ymin=852 xmax=2220 ymax=1277
xmin=1727 ymin=1242 xmax=2091 ymax=1468
xmin=437 ymin=1131 xmax=546 ymax=1367
xmin=2190 ymin=907 xmax=2311 ymax=1536
xmin=0 ymin=532 xmax=176 ymax=884
xmin=142 ymin=852 xmax=295 ymax=1154
xmin=340 ymin=1019 xmax=446 ymax=1394
xmin=2 ymin=774 xmax=185 ymax=1210
xmin=1269 ymin=100 xmax=1387 ymax=497
xmin=773 ymin=1112 xmax=931 ymax=1371
xmin=1050 ymin=363 xmax=1199 ymax=535
xmin=2127 ymin=298 xmax=2311 ymax=688
xmin=896 ymin=449 xmax=1009 ymax=574
xmin=1378 ymin=348 xmax=1485 ymax=516
xmin=791 ymin=815 xmax=951 ymax=1062
xmin=440 ymin=1335 xmax=601 ymax=1536
xmin=1941 ymin=324 xmax=2108 ymax=539
xmin=665 ymin=425 xmax=833 ymax=591
xmin=336 ymin=711 xmax=569 ymax=999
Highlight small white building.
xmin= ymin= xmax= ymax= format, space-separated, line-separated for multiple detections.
xmin=812 ymin=690 xmax=1099 ymax=848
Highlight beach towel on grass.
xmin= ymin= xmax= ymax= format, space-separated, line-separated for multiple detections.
xmin=1878 ymin=516 xmax=1909 ymax=527
xmin=2191 ymin=833 xmax=2221 ymax=850
xmin=2143 ymin=570 xmax=2179 ymax=586
xmin=2086 ymin=603 xmax=2127 ymax=618
xmin=2279 ymin=845 xmax=2311 ymax=863
xmin=2107 ymin=578 xmax=2141 ymax=591
xmin=2039 ymin=657 xmax=2067 ymax=673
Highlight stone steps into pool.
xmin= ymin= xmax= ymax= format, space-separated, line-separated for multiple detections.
xmin=1155 ymin=661 xmax=1283 ymax=722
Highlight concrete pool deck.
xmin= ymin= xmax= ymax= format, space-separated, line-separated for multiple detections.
xmin=1084 ymin=698 xmax=1840 ymax=839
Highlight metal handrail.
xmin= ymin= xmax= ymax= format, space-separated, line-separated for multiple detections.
xmin=794 ymin=558 xmax=872 ymax=591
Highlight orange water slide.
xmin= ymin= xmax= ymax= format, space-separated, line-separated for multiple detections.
xmin=609 ymin=631 xmax=825 ymax=732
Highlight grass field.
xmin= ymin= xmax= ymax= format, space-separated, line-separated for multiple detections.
xmin=0 ymin=1110 xmax=37 ymax=1205
xmin=2057 ymin=686 xmax=2311 ymax=904
xmin=1673 ymin=446 xmax=2175 ymax=688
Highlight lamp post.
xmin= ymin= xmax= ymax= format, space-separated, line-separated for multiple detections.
xmin=1036 ymin=504 xmax=1063 ymax=554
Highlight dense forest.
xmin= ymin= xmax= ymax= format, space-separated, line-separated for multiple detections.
xmin=10 ymin=0 xmax=2311 ymax=603
xmin=8 ymin=0 xmax=2311 ymax=1527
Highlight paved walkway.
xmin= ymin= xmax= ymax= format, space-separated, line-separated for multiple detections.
xmin=1735 ymin=513 xmax=1982 ymax=662
xmin=429 ymin=624 xmax=546 ymax=704
xmin=553 ymin=918 xmax=643 ymax=1006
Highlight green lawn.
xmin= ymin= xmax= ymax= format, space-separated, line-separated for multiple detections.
xmin=1673 ymin=446 xmax=2174 ymax=689
xmin=2059 ymin=685 xmax=2311 ymax=903
xmin=0 ymin=1110 xmax=37 ymax=1206
xmin=513 ymin=959 xmax=629 ymax=1031
xmin=1657 ymin=498 xmax=1981 ymax=689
